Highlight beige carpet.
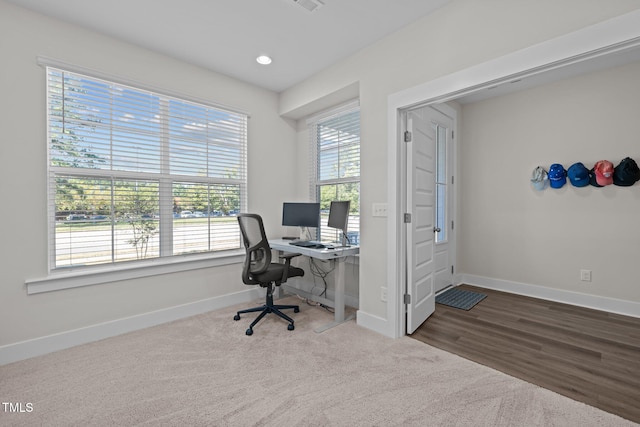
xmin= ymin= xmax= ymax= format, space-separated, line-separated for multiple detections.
xmin=0 ymin=296 xmax=636 ymax=426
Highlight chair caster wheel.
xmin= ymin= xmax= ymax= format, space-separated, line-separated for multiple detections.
xmin=294 ymin=307 xmax=300 ymax=313
xmin=234 ymin=314 xmax=240 ymax=321
xmin=246 ymin=328 xmax=253 ymax=336
xmin=288 ymin=324 xmax=295 ymax=331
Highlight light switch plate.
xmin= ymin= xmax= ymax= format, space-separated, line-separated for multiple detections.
xmin=372 ymin=203 xmax=388 ymax=217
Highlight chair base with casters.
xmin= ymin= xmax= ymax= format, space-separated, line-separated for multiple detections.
xmin=233 ymin=283 xmax=300 ymax=335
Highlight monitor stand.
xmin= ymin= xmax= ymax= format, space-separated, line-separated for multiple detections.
xmin=340 ymin=232 xmax=350 ymax=247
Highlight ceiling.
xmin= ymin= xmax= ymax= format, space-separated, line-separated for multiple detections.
xmin=7 ymin=0 xmax=450 ymax=93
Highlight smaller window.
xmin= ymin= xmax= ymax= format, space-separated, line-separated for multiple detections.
xmin=309 ymin=103 xmax=360 ymax=245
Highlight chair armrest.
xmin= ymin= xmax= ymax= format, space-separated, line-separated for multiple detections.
xmin=278 ymin=252 xmax=302 ymax=261
xmin=279 ymin=252 xmax=301 ymax=283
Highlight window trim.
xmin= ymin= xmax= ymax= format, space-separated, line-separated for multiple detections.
xmin=26 ymin=249 xmax=244 ymax=295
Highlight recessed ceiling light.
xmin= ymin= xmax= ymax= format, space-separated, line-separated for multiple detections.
xmin=292 ymin=0 xmax=324 ymax=13
xmin=256 ymin=55 xmax=272 ymax=65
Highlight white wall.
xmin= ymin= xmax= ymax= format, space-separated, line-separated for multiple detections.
xmin=460 ymin=60 xmax=640 ymax=302
xmin=279 ymin=0 xmax=640 ymax=326
xmin=0 ymin=1 xmax=298 ymax=354
xmin=3 ymin=0 xmax=640 ymax=359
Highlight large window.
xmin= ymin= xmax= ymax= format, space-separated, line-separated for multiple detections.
xmin=47 ymin=67 xmax=247 ymax=270
xmin=309 ymin=103 xmax=360 ymax=244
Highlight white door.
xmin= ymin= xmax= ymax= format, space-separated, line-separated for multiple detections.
xmin=406 ymin=105 xmax=455 ymax=334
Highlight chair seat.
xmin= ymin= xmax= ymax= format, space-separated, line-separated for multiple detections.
xmin=252 ymin=263 xmax=304 ymax=284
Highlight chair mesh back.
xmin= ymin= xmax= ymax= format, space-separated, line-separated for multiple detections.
xmin=238 ymin=215 xmax=264 ymax=248
xmin=237 ymin=214 xmax=271 ymax=281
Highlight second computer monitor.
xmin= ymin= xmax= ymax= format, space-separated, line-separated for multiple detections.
xmin=327 ymin=200 xmax=350 ymax=233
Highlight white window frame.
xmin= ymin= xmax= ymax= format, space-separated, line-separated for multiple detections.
xmin=27 ymin=59 xmax=248 ymax=294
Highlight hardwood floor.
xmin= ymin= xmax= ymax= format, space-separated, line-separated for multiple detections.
xmin=411 ymin=284 xmax=640 ymax=424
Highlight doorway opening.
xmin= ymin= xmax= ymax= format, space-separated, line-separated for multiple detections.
xmin=386 ymin=10 xmax=640 ymax=338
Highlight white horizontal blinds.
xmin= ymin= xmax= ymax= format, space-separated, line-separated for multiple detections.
xmin=168 ymin=98 xmax=246 ymax=255
xmin=168 ymin=100 xmax=247 ymax=179
xmin=54 ymin=176 xmax=115 ymax=267
xmin=48 ymin=69 xmax=162 ymax=173
xmin=309 ymin=105 xmax=360 ymax=243
xmin=53 ymin=177 xmax=160 ymax=267
xmin=171 ymin=183 xmax=242 ymax=255
xmin=172 ymin=182 xmax=209 ymax=255
xmin=317 ymin=109 xmax=360 ymax=181
xmin=208 ymin=184 xmax=242 ymax=250
xmin=47 ymin=67 xmax=246 ymax=270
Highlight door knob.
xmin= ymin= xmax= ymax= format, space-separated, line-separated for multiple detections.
xmin=433 ymin=227 xmax=441 ymax=233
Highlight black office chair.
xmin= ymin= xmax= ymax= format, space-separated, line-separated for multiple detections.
xmin=235 ymin=213 xmax=304 ymax=335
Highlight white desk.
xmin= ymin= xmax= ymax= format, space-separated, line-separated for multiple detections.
xmin=269 ymin=239 xmax=359 ymax=332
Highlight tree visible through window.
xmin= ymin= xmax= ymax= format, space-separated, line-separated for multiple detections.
xmin=47 ymin=68 xmax=247 ymax=270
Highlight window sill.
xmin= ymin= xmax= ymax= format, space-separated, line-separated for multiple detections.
xmin=25 ymin=250 xmax=245 ymax=295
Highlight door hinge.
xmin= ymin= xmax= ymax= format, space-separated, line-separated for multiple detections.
xmin=451 ymin=220 xmax=454 ymax=230
xmin=451 ymin=265 xmax=454 ymax=274
xmin=404 ymin=294 xmax=411 ymax=304
xmin=451 ymin=130 xmax=454 ymax=139
xmin=451 ymin=175 xmax=454 ymax=185
xmin=404 ymin=213 xmax=412 ymax=223
xmin=404 ymin=130 xmax=412 ymax=142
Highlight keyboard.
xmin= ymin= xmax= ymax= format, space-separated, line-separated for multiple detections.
xmin=289 ymin=241 xmax=325 ymax=249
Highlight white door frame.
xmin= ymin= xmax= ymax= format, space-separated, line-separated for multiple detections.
xmin=384 ymin=10 xmax=640 ymax=339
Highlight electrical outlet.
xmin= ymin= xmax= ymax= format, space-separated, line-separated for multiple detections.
xmin=381 ymin=286 xmax=388 ymax=302
xmin=373 ymin=203 xmax=388 ymax=217
xmin=580 ymin=269 xmax=592 ymax=282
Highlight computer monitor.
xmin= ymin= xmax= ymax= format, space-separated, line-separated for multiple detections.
xmin=328 ymin=201 xmax=350 ymax=244
xmin=282 ymin=202 xmax=320 ymax=228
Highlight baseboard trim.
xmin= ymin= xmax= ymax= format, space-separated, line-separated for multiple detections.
xmin=8 ymin=275 xmax=635 ymax=366
xmin=458 ymin=274 xmax=640 ymax=318
xmin=356 ymin=310 xmax=395 ymax=338
xmin=0 ymin=288 xmax=263 ymax=366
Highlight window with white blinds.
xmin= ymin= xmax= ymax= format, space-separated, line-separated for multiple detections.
xmin=47 ymin=67 xmax=247 ymax=270
xmin=308 ymin=103 xmax=360 ymax=244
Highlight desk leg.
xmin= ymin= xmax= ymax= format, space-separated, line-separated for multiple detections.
xmin=334 ymin=258 xmax=345 ymax=322
xmin=314 ymin=257 xmax=355 ymax=333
